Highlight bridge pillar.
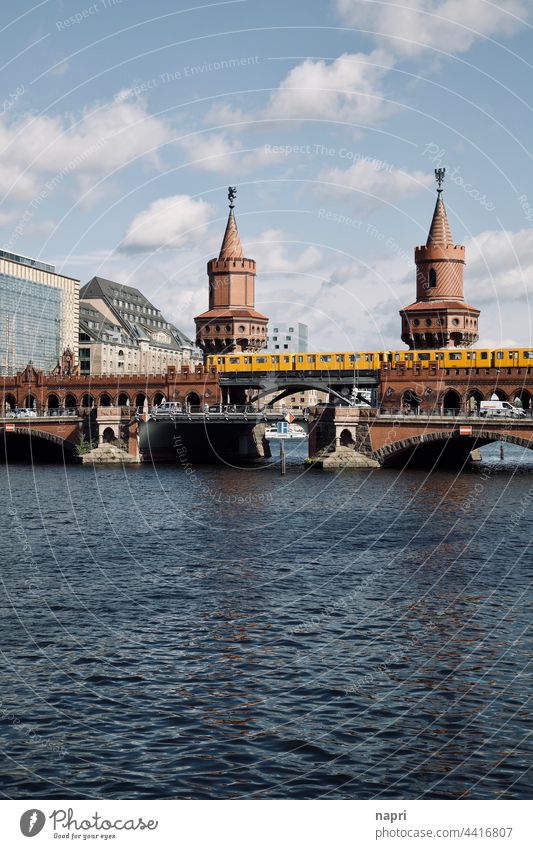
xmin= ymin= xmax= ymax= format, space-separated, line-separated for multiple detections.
xmin=307 ymin=405 xmax=380 ymax=468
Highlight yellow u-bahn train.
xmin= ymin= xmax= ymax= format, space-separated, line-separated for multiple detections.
xmin=206 ymin=348 xmax=533 ymax=373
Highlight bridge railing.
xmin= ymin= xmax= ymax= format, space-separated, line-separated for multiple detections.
xmin=378 ymin=408 xmax=533 ymax=419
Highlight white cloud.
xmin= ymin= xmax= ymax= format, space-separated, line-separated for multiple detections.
xmin=121 ymin=194 xmax=213 ymax=253
xmin=318 ymin=159 xmax=432 ymax=205
xmin=264 ymin=49 xmax=393 ymax=125
xmin=178 ymin=131 xmax=286 ymax=174
xmin=464 ymin=227 xmax=533 ymax=303
xmin=250 ymin=229 xmax=324 ymax=273
xmin=0 ymin=95 xmax=171 ymax=201
xmin=336 ymin=0 xmax=531 ymax=57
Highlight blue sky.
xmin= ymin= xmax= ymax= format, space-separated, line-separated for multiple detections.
xmin=1 ymin=0 xmax=533 ymax=350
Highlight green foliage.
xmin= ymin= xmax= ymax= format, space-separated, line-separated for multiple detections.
xmin=75 ymin=433 xmax=93 ymax=455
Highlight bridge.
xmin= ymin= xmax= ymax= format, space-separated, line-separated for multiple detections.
xmin=218 ymin=368 xmax=379 ymax=406
xmin=308 ymin=406 xmax=533 ymax=468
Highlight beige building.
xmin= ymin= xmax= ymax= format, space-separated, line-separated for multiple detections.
xmin=79 ymin=276 xmax=197 ymax=375
xmin=263 ymin=388 xmax=328 ymax=413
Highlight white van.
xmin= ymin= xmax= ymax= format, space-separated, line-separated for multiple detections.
xmin=479 ymin=400 xmax=525 ymax=418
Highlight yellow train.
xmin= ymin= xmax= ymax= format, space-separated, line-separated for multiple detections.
xmin=206 ymin=348 xmax=533 ymax=373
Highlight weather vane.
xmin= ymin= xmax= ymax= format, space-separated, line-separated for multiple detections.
xmin=228 ymin=186 xmax=237 ymax=208
xmin=435 ymin=168 xmax=445 ymax=192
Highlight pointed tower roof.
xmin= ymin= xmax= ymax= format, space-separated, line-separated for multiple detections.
xmin=426 ymin=168 xmax=454 ymax=247
xmin=218 ymin=187 xmax=244 ymax=259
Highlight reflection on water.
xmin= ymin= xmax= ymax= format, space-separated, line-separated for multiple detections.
xmin=0 ymin=442 xmax=531 ymax=799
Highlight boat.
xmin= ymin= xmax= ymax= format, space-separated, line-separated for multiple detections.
xmin=265 ymin=422 xmax=307 ymax=440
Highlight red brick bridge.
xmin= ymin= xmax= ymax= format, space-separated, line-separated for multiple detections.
xmin=308 ymin=407 xmax=533 ymax=467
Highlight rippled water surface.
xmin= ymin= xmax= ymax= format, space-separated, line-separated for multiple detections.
xmin=1 ymin=443 xmax=531 ymax=799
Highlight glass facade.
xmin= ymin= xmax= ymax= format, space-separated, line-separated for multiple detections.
xmin=0 ymin=273 xmax=62 ymax=375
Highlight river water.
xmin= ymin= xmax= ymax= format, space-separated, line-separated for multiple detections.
xmin=0 ymin=442 xmax=531 ymax=799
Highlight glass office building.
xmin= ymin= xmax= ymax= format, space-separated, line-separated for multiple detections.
xmin=0 ymin=252 xmax=79 ymax=376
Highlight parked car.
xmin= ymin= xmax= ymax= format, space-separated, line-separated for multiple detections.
xmin=479 ymin=400 xmax=525 ymax=418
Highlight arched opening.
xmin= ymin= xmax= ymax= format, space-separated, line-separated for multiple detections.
xmin=513 ymin=389 xmax=531 ymax=411
xmin=4 ymin=393 xmax=17 ymax=412
xmin=0 ymin=430 xmax=73 ymax=463
xmin=135 ymin=392 xmax=147 ymax=409
xmin=102 ymin=426 xmax=116 ymax=444
xmin=117 ymin=392 xmax=130 ymax=407
xmin=81 ymin=393 xmax=94 ymax=408
xmin=442 ymin=389 xmax=461 ymax=415
xmin=339 ymin=428 xmax=354 ymax=447
xmin=99 ymin=393 xmax=112 ymax=407
xmin=65 ymin=393 xmax=77 ymax=410
xmin=429 ymin=268 xmax=437 ymax=288
xmin=186 ymin=392 xmax=201 ymax=409
xmin=402 ymin=389 xmax=420 ymax=413
xmin=47 ymin=393 xmax=60 ymax=410
xmin=153 ymin=392 xmax=165 ymax=406
xmin=466 ymin=389 xmax=483 ymax=414
xmin=491 ymin=388 xmax=508 ymax=401
xmin=24 ymin=394 xmax=37 ymax=410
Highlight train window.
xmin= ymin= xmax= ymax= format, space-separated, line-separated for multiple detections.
xmin=435 ymin=352 xmax=444 ymax=360
xmin=229 ymin=357 xmax=240 ymax=364
xmin=394 ymin=354 xmax=400 ymax=361
xmin=320 ymin=355 xmax=332 ymax=362
xmin=271 ymin=356 xmax=279 ymax=363
xmin=480 ymin=352 xmax=488 ymax=359
xmin=256 ymin=357 xmax=267 ymax=363
xmin=449 ymin=353 xmax=462 ymax=360
xmin=406 ymin=353 xmax=413 ymax=361
xmin=217 ymin=358 xmax=224 ymax=364
xmin=244 ymin=357 xmax=252 ymax=364
xmin=283 ymin=356 xmax=290 ymax=363
xmin=511 ymin=351 xmax=518 ymax=358
xmin=496 ymin=352 xmax=504 ymax=359
xmin=297 ymin=355 xmax=304 ymax=363
xmin=336 ymin=354 xmax=344 ymax=362
xmin=418 ymin=353 xmax=430 ymax=360
xmin=467 ymin=352 xmax=473 ymax=359
xmin=524 ymin=352 xmax=533 ymax=359
xmin=308 ymin=355 xmax=316 ymax=363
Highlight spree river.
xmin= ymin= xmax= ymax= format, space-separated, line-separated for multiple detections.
xmin=0 ymin=442 xmax=531 ymax=799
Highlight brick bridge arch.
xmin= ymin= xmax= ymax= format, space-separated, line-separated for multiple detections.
xmin=373 ymin=428 xmax=533 ymax=465
xmin=0 ymin=426 xmax=79 ymax=458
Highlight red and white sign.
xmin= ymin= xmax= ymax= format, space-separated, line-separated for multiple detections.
xmin=459 ymin=425 xmax=472 ymax=436
xmin=285 ymin=412 xmax=295 ymax=423
xmin=4 ymin=423 xmax=15 ymax=432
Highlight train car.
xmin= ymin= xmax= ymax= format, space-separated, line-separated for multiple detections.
xmin=517 ymin=349 xmax=533 ymax=367
xmin=207 ymin=347 xmax=533 ymax=374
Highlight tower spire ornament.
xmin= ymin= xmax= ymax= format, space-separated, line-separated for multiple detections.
xmin=435 ymin=167 xmax=445 ymax=193
xmin=228 ymin=186 xmax=237 ymax=209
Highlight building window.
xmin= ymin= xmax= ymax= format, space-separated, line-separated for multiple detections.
xmin=429 ymin=268 xmax=437 ymax=288
xmin=289 ymin=327 xmax=294 ymax=332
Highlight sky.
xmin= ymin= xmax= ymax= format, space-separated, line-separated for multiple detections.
xmin=1 ymin=0 xmax=533 ymax=351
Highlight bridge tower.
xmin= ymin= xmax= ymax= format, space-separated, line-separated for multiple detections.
xmin=400 ymin=169 xmax=480 ymax=348
xmin=194 ymin=187 xmax=268 ymax=354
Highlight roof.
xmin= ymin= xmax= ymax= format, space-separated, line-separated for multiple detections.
xmin=401 ymin=300 xmax=480 ymax=314
xmin=218 ymin=208 xmax=244 ymax=260
xmin=195 ymin=307 xmax=268 ymax=321
xmin=80 ymin=275 xmax=195 ymax=349
xmin=426 ymin=193 xmax=454 ymax=247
